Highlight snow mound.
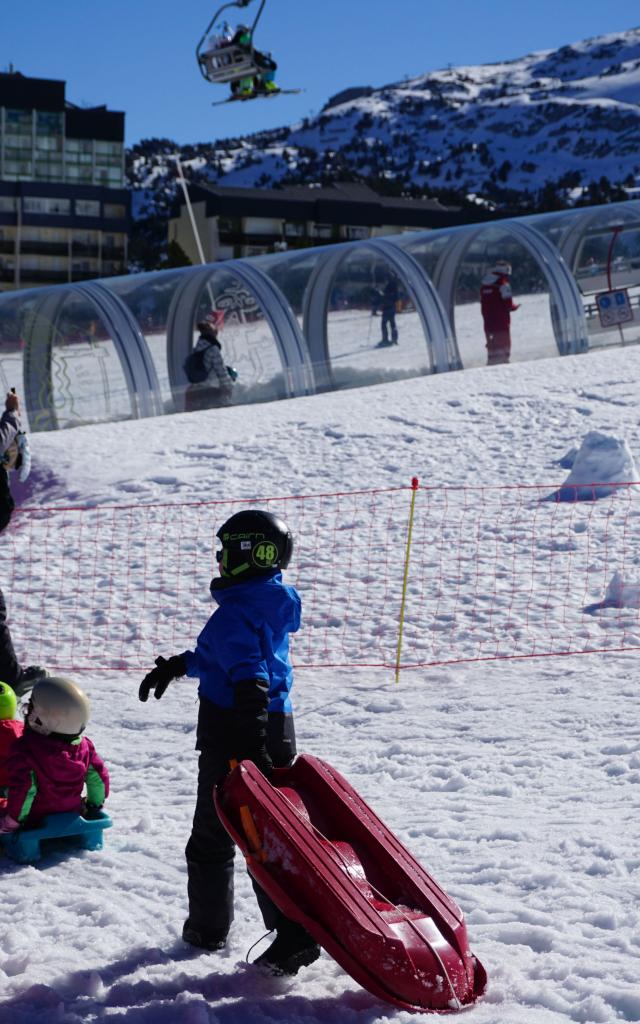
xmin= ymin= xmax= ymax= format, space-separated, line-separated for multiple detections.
xmin=552 ymin=431 xmax=638 ymax=501
xmin=584 ymin=570 xmax=640 ymax=614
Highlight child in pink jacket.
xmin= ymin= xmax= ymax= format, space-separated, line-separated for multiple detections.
xmin=0 ymin=681 xmax=23 ymax=799
xmin=0 ymin=676 xmax=109 ymax=833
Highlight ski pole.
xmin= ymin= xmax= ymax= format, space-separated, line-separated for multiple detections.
xmin=395 ymin=477 xmax=419 ymax=683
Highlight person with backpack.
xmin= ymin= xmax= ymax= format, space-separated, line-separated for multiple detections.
xmin=184 ymin=312 xmax=236 ymax=413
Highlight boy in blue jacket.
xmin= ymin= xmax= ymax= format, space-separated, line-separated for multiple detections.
xmin=139 ymin=509 xmax=320 ymax=976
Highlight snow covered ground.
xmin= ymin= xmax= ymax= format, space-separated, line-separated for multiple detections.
xmin=1 ymin=342 xmax=640 ymax=1024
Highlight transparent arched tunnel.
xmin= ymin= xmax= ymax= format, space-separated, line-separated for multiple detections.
xmin=1 ymin=198 xmax=639 ymax=431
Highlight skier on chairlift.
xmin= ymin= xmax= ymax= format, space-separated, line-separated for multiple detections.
xmin=228 ymin=24 xmax=278 ymax=99
xmin=197 ymin=0 xmax=297 ymax=104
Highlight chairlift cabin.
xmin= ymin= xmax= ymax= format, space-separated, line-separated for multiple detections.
xmin=196 ymin=0 xmax=266 ymax=86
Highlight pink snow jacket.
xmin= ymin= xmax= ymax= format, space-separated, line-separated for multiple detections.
xmin=0 ymin=719 xmax=23 ymax=787
xmin=6 ymin=727 xmax=109 ymax=826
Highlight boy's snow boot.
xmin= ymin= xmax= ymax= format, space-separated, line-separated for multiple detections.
xmin=182 ymin=920 xmax=228 ymax=952
xmin=254 ymin=921 xmax=320 ymax=976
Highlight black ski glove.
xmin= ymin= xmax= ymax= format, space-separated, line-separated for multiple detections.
xmin=84 ymin=803 xmax=104 ymax=820
xmin=229 ymin=678 xmax=273 ymax=776
xmin=139 ymin=655 xmax=187 ymax=702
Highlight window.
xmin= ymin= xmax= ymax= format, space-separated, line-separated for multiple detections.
xmin=104 ymin=204 xmax=126 ymax=219
xmin=95 ymin=141 xmax=122 ymax=157
xmin=0 ymin=198 xmax=16 ymax=213
xmin=3 ymin=161 xmax=33 ymax=178
xmin=23 ymin=197 xmax=70 ymax=215
xmin=65 ymin=166 xmax=93 ymax=183
xmin=5 ymin=109 xmax=31 ymax=133
xmin=75 ymin=199 xmax=100 ymax=217
xmin=345 ymin=226 xmax=370 ymax=240
xmin=4 ymin=133 xmax=32 ymax=149
xmin=66 ymin=138 xmax=93 ymax=154
xmin=284 ymin=221 xmax=306 ymax=237
xmin=35 ymin=135 xmax=62 ymax=152
xmin=36 ymin=111 xmax=63 ymax=135
xmin=72 ymin=230 xmax=98 ymax=245
xmin=314 ymin=224 xmax=333 ymax=238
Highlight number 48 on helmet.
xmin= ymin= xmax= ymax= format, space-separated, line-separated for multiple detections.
xmin=216 ymin=509 xmax=293 ymax=579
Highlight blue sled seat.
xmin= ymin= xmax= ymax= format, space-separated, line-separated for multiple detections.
xmin=2 ymin=810 xmax=112 ymax=863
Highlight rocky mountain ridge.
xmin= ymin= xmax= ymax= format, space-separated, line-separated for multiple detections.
xmin=127 ymin=26 xmax=640 ymax=261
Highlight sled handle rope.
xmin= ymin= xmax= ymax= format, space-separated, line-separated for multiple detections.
xmin=275 ymin=784 xmax=463 ymax=1011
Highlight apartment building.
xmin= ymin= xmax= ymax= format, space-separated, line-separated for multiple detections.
xmin=0 ymin=70 xmax=129 ymax=290
xmin=168 ymin=180 xmax=478 ymax=264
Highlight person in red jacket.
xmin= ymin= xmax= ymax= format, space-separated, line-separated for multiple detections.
xmin=0 ymin=676 xmax=109 ymax=833
xmin=0 ymin=681 xmax=22 ymax=799
xmin=480 ymin=260 xmax=520 ymax=365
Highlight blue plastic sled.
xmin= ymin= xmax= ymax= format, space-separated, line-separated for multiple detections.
xmin=1 ymin=811 xmax=112 ymax=863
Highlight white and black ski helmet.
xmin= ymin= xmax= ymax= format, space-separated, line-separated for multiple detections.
xmin=216 ymin=509 xmax=293 ymax=579
xmin=492 ymin=259 xmax=512 ymax=276
xmin=28 ymin=676 xmax=91 ymax=739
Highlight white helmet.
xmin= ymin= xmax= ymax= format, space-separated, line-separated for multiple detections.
xmin=493 ymin=260 xmax=512 ymax=276
xmin=28 ymin=676 xmax=91 ymax=738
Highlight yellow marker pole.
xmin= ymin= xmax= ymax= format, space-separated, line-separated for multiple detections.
xmin=395 ymin=477 xmax=420 ymax=684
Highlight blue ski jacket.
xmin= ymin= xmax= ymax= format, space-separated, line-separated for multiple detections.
xmin=182 ymin=572 xmax=301 ymax=712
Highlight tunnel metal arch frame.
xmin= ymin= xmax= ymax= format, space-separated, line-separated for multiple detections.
xmin=165 ymin=260 xmax=315 ymax=410
xmin=430 ymin=221 xmax=589 ymax=357
xmin=301 ymin=237 xmax=460 ymax=392
xmin=555 ymin=202 xmax=640 ymax=275
xmin=22 ymin=280 xmax=162 ymax=431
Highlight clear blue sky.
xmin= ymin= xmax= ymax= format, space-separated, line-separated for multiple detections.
xmin=2 ymin=1 xmax=639 ymax=147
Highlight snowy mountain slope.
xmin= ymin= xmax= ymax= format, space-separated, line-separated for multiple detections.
xmin=129 ymin=26 xmax=640 ymax=218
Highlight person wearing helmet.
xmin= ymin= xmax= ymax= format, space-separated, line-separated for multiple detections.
xmin=0 ymin=677 xmax=109 ymax=834
xmin=139 ymin=509 xmax=320 ymax=976
xmin=479 ymin=259 xmax=520 ymax=365
xmin=228 ymin=24 xmax=279 ymax=99
xmin=0 ymin=389 xmax=48 ymax=695
xmin=184 ymin=312 xmax=236 ymax=413
xmin=0 ymin=681 xmax=22 ymax=798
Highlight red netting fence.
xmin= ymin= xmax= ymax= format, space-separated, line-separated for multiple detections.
xmin=4 ymin=480 xmax=640 ymax=674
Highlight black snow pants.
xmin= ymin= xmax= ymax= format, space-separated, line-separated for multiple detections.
xmin=0 ymin=586 xmax=20 ymax=688
xmin=185 ymin=695 xmax=298 ymax=939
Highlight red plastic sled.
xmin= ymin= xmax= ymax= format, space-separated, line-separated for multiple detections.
xmin=215 ymin=754 xmax=487 ymax=1013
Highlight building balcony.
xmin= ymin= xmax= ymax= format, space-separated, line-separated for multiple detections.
xmin=71 ymin=243 xmax=100 ymax=257
xmin=20 ymin=269 xmax=70 ymax=284
xmin=69 ymin=269 xmax=101 ymax=281
xmin=20 ymin=241 xmax=69 ymax=256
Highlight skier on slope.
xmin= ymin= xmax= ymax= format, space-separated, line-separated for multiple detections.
xmin=480 ymin=259 xmax=520 ymax=365
xmin=139 ymin=509 xmax=321 ymax=977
